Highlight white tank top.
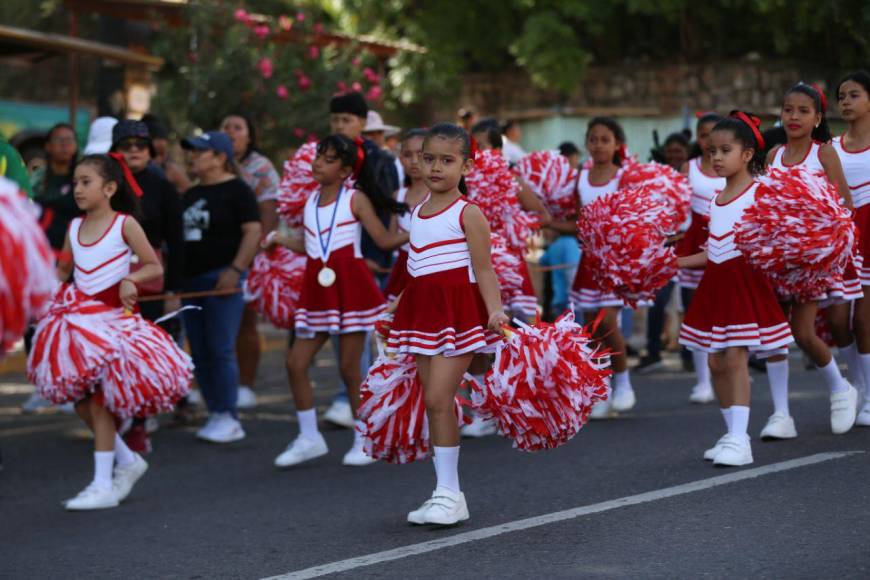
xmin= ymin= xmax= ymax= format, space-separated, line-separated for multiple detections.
xmin=687 ymin=157 xmax=726 ymax=216
xmin=832 ymin=136 xmax=870 ymax=208
xmin=578 ymin=168 xmax=621 ymax=207
xmin=303 ymin=187 xmax=361 ymax=260
xmin=69 ymin=213 xmax=131 ymax=296
xmin=406 ymin=196 xmax=475 ymax=282
xmin=706 ymin=183 xmax=758 ymax=265
xmin=769 ymin=142 xmax=825 ymax=174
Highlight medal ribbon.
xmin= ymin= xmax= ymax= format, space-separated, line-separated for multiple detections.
xmin=314 ymin=185 xmax=344 ymax=265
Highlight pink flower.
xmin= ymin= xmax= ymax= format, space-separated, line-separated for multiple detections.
xmin=254 ymin=25 xmax=270 ymax=39
xmin=314 ymin=22 xmax=324 ymax=34
xmin=296 ymin=11 xmax=306 ymax=22
xmin=351 ymin=81 xmax=362 ymax=92
xmin=279 ymin=15 xmax=293 ymax=31
xmin=308 ymin=45 xmax=320 ymax=60
xmin=351 ymin=57 xmax=361 ymax=67
xmin=308 ymin=132 xmax=318 ymax=143
xmin=366 ymin=86 xmax=382 ymax=102
xmin=336 ymin=81 xmax=347 ymax=93
xmin=276 ymin=85 xmax=289 ymax=99
xmin=187 ymin=51 xmax=199 ymax=63
xmin=297 ymin=74 xmax=311 ymax=92
xmin=258 ymin=57 xmax=274 ymax=79
xmin=363 ymin=67 xmax=379 ymax=83
xmin=293 ymin=127 xmax=306 ymax=139
xmin=234 ymin=9 xmax=250 ymax=24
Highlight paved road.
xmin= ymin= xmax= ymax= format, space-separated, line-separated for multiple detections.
xmin=1 ymin=342 xmax=868 ymax=579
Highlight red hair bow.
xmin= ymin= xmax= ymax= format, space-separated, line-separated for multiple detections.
xmin=730 ymin=111 xmax=766 ymax=151
xmin=352 ymin=137 xmax=366 ymax=179
xmin=108 ymin=152 xmax=144 ymax=198
xmin=811 ymin=83 xmax=828 ymax=113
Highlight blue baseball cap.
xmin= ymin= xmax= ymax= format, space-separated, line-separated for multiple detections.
xmin=181 ymin=131 xmax=234 ymax=159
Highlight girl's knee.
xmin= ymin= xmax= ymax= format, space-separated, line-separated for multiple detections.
xmin=424 ymin=390 xmax=454 ymax=415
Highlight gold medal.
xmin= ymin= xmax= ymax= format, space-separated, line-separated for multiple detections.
xmin=318 ymin=266 xmax=337 ymax=287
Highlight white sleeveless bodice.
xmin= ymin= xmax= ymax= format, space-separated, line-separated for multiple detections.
xmin=69 ymin=213 xmax=131 ymax=296
xmin=832 ymin=136 xmax=870 ymax=208
xmin=303 ymin=187 xmax=361 ymax=260
xmin=406 ymin=196 xmax=475 ymax=282
xmin=769 ymin=142 xmax=825 ymax=174
xmin=578 ymin=168 xmax=621 ymax=207
xmin=707 ymin=183 xmax=758 ymax=265
xmin=688 ymin=157 xmax=726 ymax=216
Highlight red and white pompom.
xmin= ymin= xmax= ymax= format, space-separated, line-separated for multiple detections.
xmin=358 ymin=354 xmax=468 ymax=464
xmin=515 ymin=150 xmax=578 ymax=220
xmin=467 ymin=150 xmax=539 ymax=250
xmin=618 ymin=159 xmax=691 ymax=232
xmin=100 ymin=314 xmax=193 ymax=418
xmin=470 ymin=311 xmax=611 ymax=452
xmin=490 ymin=233 xmax=526 ymax=308
xmin=276 ymin=142 xmax=319 ymax=228
xmin=734 ymin=168 xmax=858 ymax=302
xmin=245 ymin=246 xmax=306 ymax=328
xmin=27 ymin=285 xmax=121 ymax=403
xmin=0 ymin=178 xmax=57 ymax=355
xmin=578 ymin=185 xmax=678 ymax=307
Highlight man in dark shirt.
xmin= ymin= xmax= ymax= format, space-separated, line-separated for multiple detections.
xmin=31 ymin=123 xmax=80 ymax=250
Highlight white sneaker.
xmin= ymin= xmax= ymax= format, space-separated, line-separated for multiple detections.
xmin=274 ymin=434 xmax=328 ymax=467
xmin=688 ymin=383 xmax=716 ymax=404
xmin=830 ymin=384 xmax=858 ymax=435
xmin=186 ymin=389 xmax=203 ymax=407
xmin=611 ymin=387 xmax=637 ymax=412
xmin=407 ymin=493 xmax=439 ymax=525
xmin=144 ymin=416 xmax=159 ymax=434
xmin=236 ymin=386 xmax=258 ymax=409
xmin=323 ymin=400 xmax=355 ymax=429
xmin=342 ymin=440 xmax=377 ymax=466
xmin=421 ymin=487 xmax=470 ymax=525
xmin=21 ymin=392 xmax=51 ymax=414
xmin=713 ymin=434 xmax=753 ymax=467
xmin=65 ymin=482 xmax=119 ymax=511
xmin=856 ymin=399 xmax=870 ymax=427
xmin=58 ymin=402 xmax=76 ymax=414
xmin=589 ymin=398 xmax=614 ymax=420
xmin=703 ymin=434 xmax=729 ymax=461
xmin=199 ymin=413 xmax=245 ymax=443
xmin=196 ymin=415 xmax=220 ymax=440
xmin=113 ymin=454 xmax=148 ymax=502
xmin=460 ymin=416 xmax=498 ymax=438
xmin=759 ymin=412 xmax=798 ymax=440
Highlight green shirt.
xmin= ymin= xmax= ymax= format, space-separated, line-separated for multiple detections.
xmin=0 ymin=137 xmax=31 ymax=197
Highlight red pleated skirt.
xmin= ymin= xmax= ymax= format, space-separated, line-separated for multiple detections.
xmin=853 ymin=204 xmax=870 ymax=285
xmin=384 ymin=250 xmax=411 ymax=301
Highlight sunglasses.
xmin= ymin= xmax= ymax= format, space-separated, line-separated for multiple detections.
xmin=118 ymin=139 xmax=150 ymax=152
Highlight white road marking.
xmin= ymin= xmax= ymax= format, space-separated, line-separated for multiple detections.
xmin=263 ymin=451 xmax=863 ymax=580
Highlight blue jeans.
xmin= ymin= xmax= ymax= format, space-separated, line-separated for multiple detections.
xmin=646 ymin=281 xmax=675 ymax=359
xmin=182 ymin=268 xmax=245 ymax=417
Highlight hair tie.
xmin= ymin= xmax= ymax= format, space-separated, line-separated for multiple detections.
xmin=810 ymin=82 xmax=828 ymax=113
xmin=469 ymin=136 xmax=480 ymax=164
xmin=729 ymin=111 xmax=766 ymax=151
xmin=108 ymin=152 xmax=144 ymax=198
xmin=352 ymin=137 xmax=366 ymax=179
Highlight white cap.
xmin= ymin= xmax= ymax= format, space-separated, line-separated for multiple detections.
xmin=83 ymin=117 xmax=118 ymax=155
xmin=363 ymin=111 xmax=400 ymax=136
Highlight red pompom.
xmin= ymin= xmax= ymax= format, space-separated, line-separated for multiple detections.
xmin=619 ymin=159 xmax=691 ymax=232
xmin=515 ymin=150 xmax=578 ymax=220
xmin=815 ymin=308 xmax=835 ymax=347
xmin=0 ymin=179 xmax=56 ymax=355
xmin=578 ymin=185 xmax=678 ymax=307
xmin=245 ymin=247 xmax=306 ymax=328
xmin=734 ymin=168 xmax=858 ymax=302
xmin=491 ymin=232 xmax=526 ymax=306
xmin=467 ymin=150 xmax=539 ymax=251
xmin=276 ymin=142 xmax=319 ymax=228
xmin=470 ymin=311 xmax=611 ymax=451
xmin=359 ymin=354 xmax=468 ymax=464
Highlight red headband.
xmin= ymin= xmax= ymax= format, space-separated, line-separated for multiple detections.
xmin=469 ymin=136 xmax=480 ymax=163
xmin=108 ymin=152 xmax=144 ymax=198
xmin=352 ymin=137 xmax=366 ymax=179
xmin=810 ymin=82 xmax=828 ymax=113
xmin=730 ymin=111 xmax=765 ymax=151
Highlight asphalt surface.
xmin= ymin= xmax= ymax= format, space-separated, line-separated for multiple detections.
xmin=1 ymin=341 xmax=869 ymax=579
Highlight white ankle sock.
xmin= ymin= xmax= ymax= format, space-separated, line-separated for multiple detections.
xmin=720 ymin=407 xmax=732 ymax=431
xmin=113 ymin=434 xmax=136 ymax=468
xmin=693 ymin=350 xmax=711 ymax=387
xmin=93 ymin=451 xmax=115 ymax=490
xmin=297 ymin=408 xmax=320 ymax=440
xmin=818 ymin=358 xmax=849 ymax=394
xmin=729 ymin=406 xmax=750 ymax=439
xmin=840 ymin=342 xmax=862 ymax=386
xmin=433 ymin=446 xmax=460 ymax=493
xmin=766 ymin=359 xmax=790 ymax=416
xmin=613 ymin=370 xmax=632 ymax=393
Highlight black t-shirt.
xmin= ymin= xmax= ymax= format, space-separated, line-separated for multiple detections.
xmin=182 ymin=177 xmax=260 ymax=278
xmin=33 ymin=168 xmax=81 ymax=250
xmin=135 ymin=165 xmax=184 ymax=291
xmin=360 ymin=139 xmax=399 ymax=269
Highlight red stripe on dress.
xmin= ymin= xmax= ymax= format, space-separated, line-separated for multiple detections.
xmin=74 ymin=249 xmax=130 ymax=274
xmin=410 ymin=237 xmax=467 ymax=253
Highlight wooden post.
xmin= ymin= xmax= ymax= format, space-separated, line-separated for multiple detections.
xmin=68 ymin=11 xmax=79 ymax=130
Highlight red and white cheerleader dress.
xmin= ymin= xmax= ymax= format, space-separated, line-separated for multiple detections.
xmin=28 ymin=213 xmax=192 ymax=417
xmin=676 ymin=158 xmax=725 ymax=290
xmin=832 ymin=136 xmax=870 ymax=286
xmin=679 ymin=183 xmax=793 ymax=356
xmin=770 ymin=141 xmax=862 ymax=303
xmin=383 ymin=187 xmax=417 ymax=301
xmin=570 ymin=168 xmax=624 ymax=309
xmin=294 ymin=186 xmax=386 ymax=337
xmin=387 ymin=196 xmax=500 ymax=356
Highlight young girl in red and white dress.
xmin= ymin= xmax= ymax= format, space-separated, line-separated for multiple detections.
xmin=34 ymin=154 xmax=178 ymax=509
xmin=760 ymin=82 xmax=858 ymax=440
xmin=561 ymin=118 xmax=635 ymax=418
xmin=384 ymin=129 xmax=428 ymax=301
xmin=677 ymin=113 xmax=725 ymax=405
xmin=386 ymin=123 xmax=508 ymax=525
xmin=679 ymin=112 xmax=794 ymax=467
xmin=268 ymin=135 xmax=409 ymax=468
xmin=834 ymin=70 xmax=870 ymax=425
